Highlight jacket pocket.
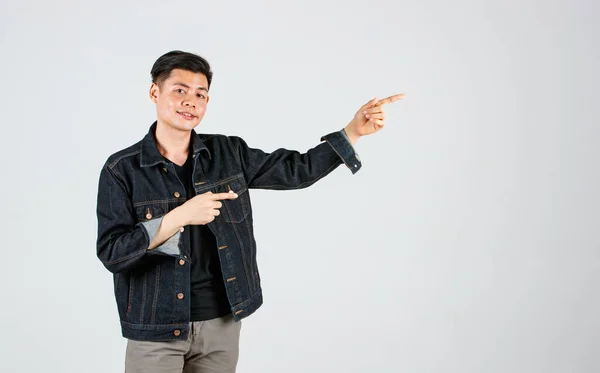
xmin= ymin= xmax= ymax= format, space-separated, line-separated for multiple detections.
xmin=213 ymin=174 xmax=251 ymax=223
xmin=133 ymin=200 xmax=179 ymax=223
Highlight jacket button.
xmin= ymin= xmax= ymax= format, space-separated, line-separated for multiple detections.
xmin=177 ymin=293 xmax=184 ymax=300
xmin=146 ymin=213 xmax=152 ymax=220
xmin=173 ymin=329 xmax=181 ymax=336
xmin=179 ymin=227 xmax=185 ymax=233
xmin=174 ymin=192 xmax=181 ymax=198
xmin=179 ymin=259 xmax=185 ymax=266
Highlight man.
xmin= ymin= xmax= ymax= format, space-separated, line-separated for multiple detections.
xmin=96 ymin=50 xmax=404 ymax=373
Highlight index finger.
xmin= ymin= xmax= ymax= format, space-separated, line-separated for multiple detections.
xmin=376 ymin=93 xmax=406 ymax=106
xmin=211 ymin=191 xmax=239 ymax=200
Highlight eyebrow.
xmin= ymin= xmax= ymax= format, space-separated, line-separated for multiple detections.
xmin=173 ymin=82 xmax=208 ymax=91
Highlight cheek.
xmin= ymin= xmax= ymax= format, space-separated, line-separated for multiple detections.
xmin=196 ymin=103 xmax=207 ymax=115
xmin=158 ymin=99 xmax=175 ymax=113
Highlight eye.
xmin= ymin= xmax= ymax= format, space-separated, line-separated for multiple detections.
xmin=197 ymin=93 xmax=205 ymax=99
xmin=176 ymin=89 xmax=185 ymax=94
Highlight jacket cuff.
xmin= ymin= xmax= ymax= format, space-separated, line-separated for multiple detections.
xmin=138 ymin=218 xmax=181 ymax=256
xmin=321 ymin=129 xmax=362 ymax=174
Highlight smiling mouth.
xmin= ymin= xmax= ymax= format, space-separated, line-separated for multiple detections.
xmin=177 ymin=111 xmax=197 ymax=120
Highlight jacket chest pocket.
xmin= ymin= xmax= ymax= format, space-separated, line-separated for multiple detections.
xmin=133 ymin=200 xmax=180 ymax=222
xmin=211 ymin=174 xmax=251 ymax=223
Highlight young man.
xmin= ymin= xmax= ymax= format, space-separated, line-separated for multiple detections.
xmin=96 ymin=50 xmax=404 ymax=373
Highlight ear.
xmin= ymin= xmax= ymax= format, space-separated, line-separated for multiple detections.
xmin=206 ymin=94 xmax=210 ymax=104
xmin=149 ymin=83 xmax=159 ymax=103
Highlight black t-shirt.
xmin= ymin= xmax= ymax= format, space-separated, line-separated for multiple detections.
xmin=166 ymin=152 xmax=231 ymax=321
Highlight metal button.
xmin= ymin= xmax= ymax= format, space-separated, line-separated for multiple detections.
xmin=163 ymin=167 xmax=168 ymax=173
xmin=173 ymin=329 xmax=181 ymax=336
xmin=180 ymin=227 xmax=185 ymax=233
xmin=177 ymin=293 xmax=184 ymax=300
xmin=179 ymin=259 xmax=185 ymax=266
xmin=146 ymin=213 xmax=152 ymax=220
xmin=174 ymin=192 xmax=181 ymax=198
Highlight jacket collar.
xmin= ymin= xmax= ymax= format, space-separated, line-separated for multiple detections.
xmin=140 ymin=121 xmax=211 ymax=167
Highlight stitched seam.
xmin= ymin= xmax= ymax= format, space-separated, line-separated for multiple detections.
xmin=222 ymin=192 xmax=250 ymax=223
xmin=151 ymin=265 xmax=160 ymax=324
xmin=194 ymin=173 xmax=248 ymax=195
xmin=133 ymin=199 xmax=184 ymax=207
xmin=108 ymin=150 xmax=141 ymax=169
xmin=120 ymin=321 xmax=189 ymax=327
xmin=172 ymin=260 xmax=177 ymax=320
xmin=140 ymin=272 xmax=147 ymax=323
xmin=322 ymin=138 xmax=351 ymax=170
xmin=233 ymin=288 xmax=261 ymax=308
xmin=106 ymin=166 xmax=133 ymax=200
xmin=229 ymin=137 xmax=243 ymax=169
xmin=214 ymin=173 xmax=245 ymax=186
xmin=231 ymin=221 xmax=252 ymax=287
xmin=127 ymin=276 xmax=134 ymax=318
xmin=103 ymin=248 xmax=145 ymax=265
xmin=256 ymin=162 xmax=339 ymax=189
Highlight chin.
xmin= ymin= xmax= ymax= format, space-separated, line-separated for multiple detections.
xmin=171 ymin=119 xmax=200 ymax=131
xmin=180 ymin=122 xmax=199 ymax=131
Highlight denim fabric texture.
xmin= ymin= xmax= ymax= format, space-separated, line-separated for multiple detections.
xmin=96 ymin=122 xmax=361 ymax=341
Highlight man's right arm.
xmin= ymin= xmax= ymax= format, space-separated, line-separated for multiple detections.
xmin=96 ymin=165 xmax=238 ymax=273
xmin=96 ymin=165 xmax=183 ymax=273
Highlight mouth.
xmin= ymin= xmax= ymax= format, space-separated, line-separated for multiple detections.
xmin=177 ymin=111 xmax=197 ymax=120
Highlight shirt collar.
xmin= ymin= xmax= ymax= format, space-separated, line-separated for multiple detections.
xmin=140 ymin=121 xmax=211 ymax=167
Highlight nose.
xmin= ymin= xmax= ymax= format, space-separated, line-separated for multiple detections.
xmin=182 ymin=95 xmax=196 ymax=108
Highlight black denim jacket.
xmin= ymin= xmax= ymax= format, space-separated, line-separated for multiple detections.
xmin=96 ymin=122 xmax=361 ymax=341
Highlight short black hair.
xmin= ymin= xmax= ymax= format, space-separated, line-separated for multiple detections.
xmin=150 ymin=50 xmax=213 ymax=89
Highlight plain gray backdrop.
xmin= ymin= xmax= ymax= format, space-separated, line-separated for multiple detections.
xmin=1 ymin=0 xmax=598 ymax=372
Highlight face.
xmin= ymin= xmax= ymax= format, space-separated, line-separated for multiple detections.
xmin=150 ymin=69 xmax=210 ymax=132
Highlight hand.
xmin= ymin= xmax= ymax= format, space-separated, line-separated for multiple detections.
xmin=178 ymin=191 xmax=239 ymax=225
xmin=344 ymin=94 xmax=405 ymax=144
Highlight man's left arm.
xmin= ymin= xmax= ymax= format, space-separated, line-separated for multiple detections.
xmin=231 ymin=94 xmax=405 ymax=190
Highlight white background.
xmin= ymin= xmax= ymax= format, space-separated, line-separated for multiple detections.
xmin=1 ymin=0 xmax=599 ymax=372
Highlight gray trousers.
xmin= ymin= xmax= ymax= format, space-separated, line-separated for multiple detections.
xmin=125 ymin=315 xmax=242 ymax=373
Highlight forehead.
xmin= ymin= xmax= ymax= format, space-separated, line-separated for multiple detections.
xmin=164 ymin=69 xmax=208 ymax=87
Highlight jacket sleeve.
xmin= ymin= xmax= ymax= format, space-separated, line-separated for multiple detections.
xmin=96 ymin=164 xmax=181 ymax=273
xmin=229 ymin=129 xmax=362 ymax=190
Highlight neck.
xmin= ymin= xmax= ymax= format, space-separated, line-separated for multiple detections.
xmin=155 ymin=120 xmax=191 ymax=165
